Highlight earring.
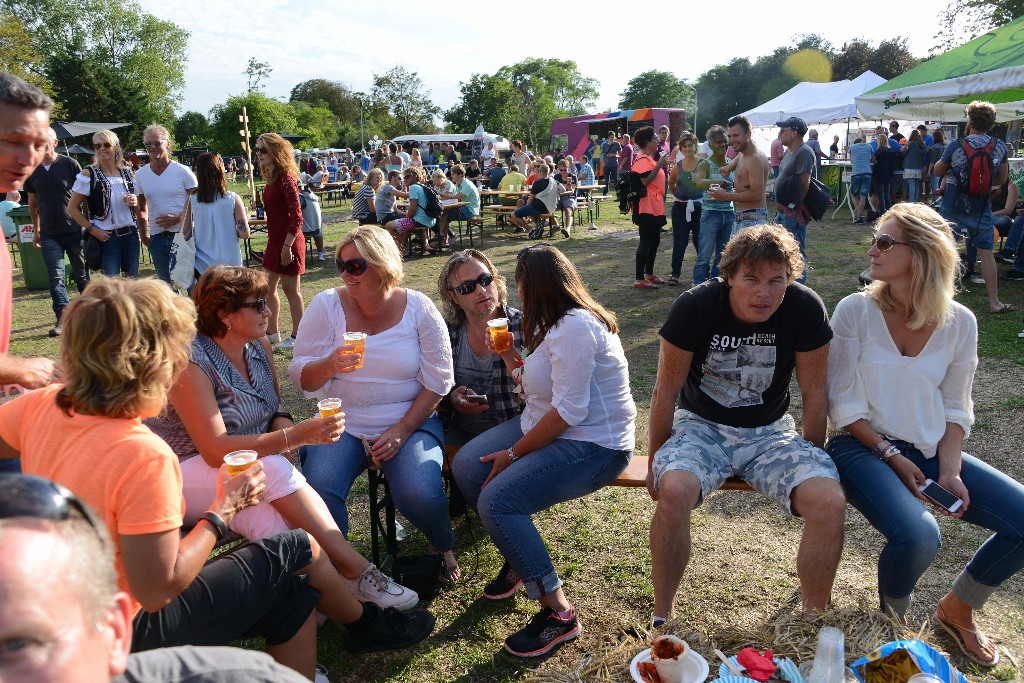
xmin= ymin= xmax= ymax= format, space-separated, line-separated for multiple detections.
xmin=227 ymin=322 xmax=232 ymax=331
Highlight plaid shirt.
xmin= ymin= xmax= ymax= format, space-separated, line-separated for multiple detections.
xmin=441 ymin=305 xmax=524 ymax=429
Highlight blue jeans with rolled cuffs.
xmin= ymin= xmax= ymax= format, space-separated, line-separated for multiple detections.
xmin=452 ymin=416 xmax=631 ymax=600
xmin=693 ymin=209 xmax=733 ymax=284
xmin=670 ymin=200 xmax=700 ymax=279
xmin=299 ymin=414 xmax=455 ymax=552
xmin=826 ymin=435 xmax=1024 ymax=616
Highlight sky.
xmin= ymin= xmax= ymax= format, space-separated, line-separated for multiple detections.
xmin=138 ymin=0 xmax=950 ymax=122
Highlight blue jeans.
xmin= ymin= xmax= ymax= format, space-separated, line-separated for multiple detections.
xmin=0 ymin=458 xmax=21 ymax=472
xmin=826 ymin=435 xmax=1024 ymax=614
xmin=298 ymin=414 xmax=455 ymax=552
xmin=451 ymin=416 xmax=630 ymax=599
xmin=39 ymin=232 xmax=89 ymax=323
xmin=149 ymin=231 xmax=176 ymax=283
xmin=604 ymin=165 xmax=618 ymax=196
xmin=1005 ymin=215 xmax=1024 ymax=254
xmin=99 ymin=229 xmax=140 ymax=278
xmin=930 ymin=174 xmax=942 ymax=194
xmin=670 ymin=200 xmax=701 ymax=279
xmin=903 ymin=176 xmax=920 ymax=203
xmin=779 ymin=213 xmax=807 ymax=283
xmin=944 ymin=204 xmax=995 ymax=273
xmin=874 ymin=179 xmax=892 ymax=214
xmin=693 ymin=210 xmax=733 ymax=284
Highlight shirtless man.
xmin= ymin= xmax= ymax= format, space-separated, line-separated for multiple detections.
xmin=710 ymin=115 xmax=769 ymax=237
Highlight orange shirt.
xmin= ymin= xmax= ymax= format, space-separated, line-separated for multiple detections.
xmin=0 ymin=385 xmax=184 ymax=616
xmin=632 ymin=153 xmax=666 ymax=217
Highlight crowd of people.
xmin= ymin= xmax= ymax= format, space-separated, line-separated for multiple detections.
xmin=3 ymin=70 xmax=1024 ymax=678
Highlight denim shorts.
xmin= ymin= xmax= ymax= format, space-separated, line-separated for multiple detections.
xmin=652 ymin=409 xmax=839 ymax=514
xmin=945 ymin=206 xmax=995 ymax=249
xmin=850 ymin=174 xmax=872 ymax=197
xmin=514 ymin=203 xmax=544 ymax=218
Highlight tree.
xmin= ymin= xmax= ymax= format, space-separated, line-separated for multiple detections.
xmin=831 ymin=38 xmax=918 ymax=81
xmin=245 ymin=57 xmax=272 ymax=93
xmin=0 ymin=11 xmax=63 ymax=115
xmin=618 ymin=70 xmax=693 ymax=110
xmin=369 ymin=66 xmax=441 ymax=137
xmin=4 ymin=0 xmax=189 ymax=132
xmin=290 ymin=79 xmax=360 ymax=122
xmin=495 ymin=58 xmax=599 ymax=149
xmin=291 ymin=101 xmax=339 ymax=149
xmin=207 ymin=93 xmax=297 ymax=156
xmin=174 ymin=111 xmax=209 ymax=147
xmin=935 ymin=0 xmax=1024 ymax=49
xmin=444 ymin=73 xmax=520 ymax=137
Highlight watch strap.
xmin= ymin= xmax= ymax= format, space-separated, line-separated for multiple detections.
xmin=200 ymin=511 xmax=228 ymax=540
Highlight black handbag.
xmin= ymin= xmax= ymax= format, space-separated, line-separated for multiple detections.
xmin=83 ymin=232 xmax=102 ymax=271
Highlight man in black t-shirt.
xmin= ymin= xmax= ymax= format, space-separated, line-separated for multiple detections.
xmin=645 ymin=224 xmax=845 ymax=627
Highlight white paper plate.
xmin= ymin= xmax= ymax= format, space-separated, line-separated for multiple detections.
xmin=630 ymin=647 xmax=710 ymax=683
xmin=717 ymin=655 xmax=803 ymax=683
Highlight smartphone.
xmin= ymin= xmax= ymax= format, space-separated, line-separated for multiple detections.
xmin=918 ymin=479 xmax=964 ymax=513
xmin=464 ymin=393 xmax=488 ymax=404
xmin=709 ymin=183 xmax=721 ymax=191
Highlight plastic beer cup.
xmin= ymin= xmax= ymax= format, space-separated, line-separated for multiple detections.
xmin=343 ymin=332 xmax=367 ymax=369
xmin=318 ymin=398 xmax=342 ymax=417
xmin=487 ymin=318 xmax=510 ymax=353
xmin=224 ymin=450 xmax=258 ymax=476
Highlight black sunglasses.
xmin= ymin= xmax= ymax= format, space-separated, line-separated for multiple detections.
xmin=452 ymin=272 xmax=494 ymax=296
xmin=871 ymin=234 xmax=910 ymax=251
xmin=336 ymin=257 xmax=369 ymax=276
xmin=236 ymin=298 xmax=268 ymax=314
xmin=0 ymin=473 xmax=105 ymax=542
xmin=95 ymin=142 xmax=113 ymax=149
xmin=517 ymin=242 xmax=551 ymax=261
xmin=254 ymin=146 xmax=269 ymax=154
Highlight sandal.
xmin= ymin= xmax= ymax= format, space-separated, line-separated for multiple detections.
xmin=936 ymin=604 xmax=1000 ymax=667
xmin=667 ymin=276 xmax=680 ymax=286
xmin=990 ymin=302 xmax=1014 ymax=314
xmin=439 ymin=553 xmax=460 ymax=586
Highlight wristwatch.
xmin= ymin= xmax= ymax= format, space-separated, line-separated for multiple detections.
xmin=872 ymin=440 xmax=901 ymax=463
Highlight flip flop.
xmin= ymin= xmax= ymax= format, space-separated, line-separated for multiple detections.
xmin=438 ymin=554 xmax=460 ymax=586
xmin=989 ymin=303 xmax=1014 ymax=314
xmin=936 ymin=604 xmax=1000 ymax=667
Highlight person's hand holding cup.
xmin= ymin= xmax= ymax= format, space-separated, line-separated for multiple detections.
xmin=216 ymin=455 xmax=265 ymax=519
xmin=122 ymin=193 xmax=138 ymax=208
xmin=342 ymin=331 xmax=367 ymax=369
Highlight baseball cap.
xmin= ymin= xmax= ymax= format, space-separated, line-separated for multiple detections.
xmin=776 ymin=117 xmax=808 ymax=135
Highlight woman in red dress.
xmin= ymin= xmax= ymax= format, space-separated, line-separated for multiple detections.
xmin=256 ymin=133 xmax=305 ymax=351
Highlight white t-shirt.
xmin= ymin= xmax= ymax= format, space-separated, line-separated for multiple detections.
xmin=289 ymin=289 xmax=454 ymax=437
xmin=71 ymin=170 xmax=135 ymax=230
xmin=133 ymin=162 xmax=198 ymax=234
xmin=480 ymin=146 xmax=496 ymax=162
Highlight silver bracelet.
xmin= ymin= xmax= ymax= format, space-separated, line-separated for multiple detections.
xmin=507 ymin=446 xmax=519 ymax=465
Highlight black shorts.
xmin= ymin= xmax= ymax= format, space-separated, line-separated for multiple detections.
xmin=131 ymin=530 xmax=319 ymax=650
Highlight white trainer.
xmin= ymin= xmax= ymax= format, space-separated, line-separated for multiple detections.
xmin=345 ymin=564 xmax=419 ymax=611
xmin=274 ymin=336 xmax=295 ymax=352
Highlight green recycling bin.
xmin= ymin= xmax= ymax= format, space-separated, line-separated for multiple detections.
xmin=8 ymin=205 xmax=51 ymax=290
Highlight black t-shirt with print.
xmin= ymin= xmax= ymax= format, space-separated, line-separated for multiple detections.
xmin=659 ymin=279 xmax=832 ymax=428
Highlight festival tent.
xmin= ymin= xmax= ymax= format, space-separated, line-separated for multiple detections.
xmin=740 ymin=71 xmax=886 ymax=126
xmin=856 ymin=16 xmax=1024 ymax=122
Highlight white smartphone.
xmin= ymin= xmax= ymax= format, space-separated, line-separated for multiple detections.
xmin=918 ymin=479 xmax=964 ymax=513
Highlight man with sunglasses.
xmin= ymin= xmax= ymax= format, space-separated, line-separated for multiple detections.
xmin=773 ymin=117 xmax=815 ymax=282
xmin=0 ymin=473 xmax=311 ymax=682
xmin=134 ymin=124 xmax=197 ymax=284
xmin=645 ymin=224 xmax=844 ymax=628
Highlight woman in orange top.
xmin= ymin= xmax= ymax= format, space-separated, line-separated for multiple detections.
xmin=630 ymin=126 xmax=672 ymax=289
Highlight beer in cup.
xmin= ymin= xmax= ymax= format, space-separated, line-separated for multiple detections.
xmin=487 ymin=318 xmax=510 ymax=353
xmin=224 ymin=450 xmax=258 ymax=476
xmin=318 ymin=398 xmax=342 ymax=417
xmin=343 ymin=332 xmax=367 ymax=369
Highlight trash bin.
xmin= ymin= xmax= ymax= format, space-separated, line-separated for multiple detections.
xmin=9 ymin=206 xmax=49 ymax=290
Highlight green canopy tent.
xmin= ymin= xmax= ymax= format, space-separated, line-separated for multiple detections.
xmin=856 ymin=16 xmax=1024 ymax=122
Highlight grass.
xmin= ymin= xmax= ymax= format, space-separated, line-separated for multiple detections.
xmin=8 ymin=198 xmax=1024 ymax=681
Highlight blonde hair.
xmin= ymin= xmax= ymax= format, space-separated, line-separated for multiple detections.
xmin=142 ymin=123 xmax=172 ymax=146
xmin=437 ymin=249 xmax=508 ymax=324
xmin=337 ymin=226 xmax=404 ymax=291
xmin=91 ymin=130 xmax=126 ymax=168
xmin=366 ymin=167 xmax=384 ymax=185
xmin=257 ymin=133 xmax=300 ymax=185
xmin=57 ymin=278 xmax=197 ymax=418
xmin=867 ymin=204 xmax=958 ymax=330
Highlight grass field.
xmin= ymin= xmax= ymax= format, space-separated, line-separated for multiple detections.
xmin=8 ymin=197 xmax=1024 ymax=682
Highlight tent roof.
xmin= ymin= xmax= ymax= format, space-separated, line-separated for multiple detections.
xmin=740 ymin=71 xmax=886 ymax=126
xmin=856 ymin=16 xmax=1024 ymax=121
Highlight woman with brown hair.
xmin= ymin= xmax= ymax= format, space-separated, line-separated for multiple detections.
xmin=255 ymin=132 xmax=304 ymax=351
xmin=383 ymin=166 xmax=436 ymax=256
xmin=451 ymin=244 xmax=636 ymax=658
xmin=189 ymin=152 xmax=248 ymax=277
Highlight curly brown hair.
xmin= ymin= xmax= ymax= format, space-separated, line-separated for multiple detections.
xmin=192 ymin=266 xmax=270 ymax=338
xmin=718 ymin=224 xmax=804 ymax=283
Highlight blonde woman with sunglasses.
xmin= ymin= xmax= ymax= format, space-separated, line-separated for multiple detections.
xmin=826 ymin=203 xmax=1024 ymax=667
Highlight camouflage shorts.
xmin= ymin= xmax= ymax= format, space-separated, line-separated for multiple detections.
xmin=652 ymin=409 xmax=839 ymax=514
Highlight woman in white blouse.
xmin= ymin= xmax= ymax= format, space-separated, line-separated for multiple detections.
xmin=451 ymin=244 xmax=636 ymax=658
xmin=67 ymin=129 xmax=140 ymax=277
xmin=289 ymin=226 xmax=460 ymax=581
xmin=826 ymin=203 xmax=1024 ymax=667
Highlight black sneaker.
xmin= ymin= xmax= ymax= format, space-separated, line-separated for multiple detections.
xmin=998 ymin=250 xmax=1017 ymax=264
xmin=1001 ymin=269 xmax=1024 ymax=281
xmin=345 ymin=603 xmax=436 ymax=653
xmin=483 ymin=561 xmax=522 ymax=600
xmin=503 ymin=606 xmax=581 ymax=657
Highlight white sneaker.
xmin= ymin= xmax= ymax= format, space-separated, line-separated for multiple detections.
xmin=318 ymin=251 xmax=325 ymax=261
xmin=315 ymin=664 xmax=329 ymax=683
xmin=344 ymin=564 xmax=419 ymax=611
xmin=266 ymin=331 xmax=281 ymax=344
xmin=970 ymin=274 xmax=986 ymax=284
xmin=1018 ymin=329 xmax=1024 ymax=339
xmin=274 ymin=335 xmax=295 ymax=352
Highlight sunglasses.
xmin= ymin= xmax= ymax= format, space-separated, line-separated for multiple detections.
xmin=517 ymin=242 xmax=551 ymax=261
xmin=143 ymin=140 xmax=166 ymax=148
xmin=452 ymin=272 xmax=494 ymax=295
xmin=0 ymin=474 xmax=105 ymax=543
xmin=236 ymin=298 xmax=268 ymax=314
xmin=871 ymin=234 xmax=910 ymax=251
xmin=336 ymin=257 xmax=369 ymax=276
xmin=95 ymin=142 xmax=113 ymax=149
xmin=254 ymin=146 xmax=269 ymax=154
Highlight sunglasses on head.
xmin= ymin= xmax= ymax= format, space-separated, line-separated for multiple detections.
xmin=336 ymin=257 xmax=369 ymax=276
xmin=452 ymin=272 xmax=494 ymax=295
xmin=236 ymin=298 xmax=268 ymax=314
xmin=871 ymin=234 xmax=909 ymax=251
xmin=0 ymin=474 xmax=105 ymax=543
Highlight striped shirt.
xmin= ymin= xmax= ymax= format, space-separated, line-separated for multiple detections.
xmin=146 ymin=335 xmax=278 ymax=462
xmin=351 ymin=183 xmax=376 ymax=221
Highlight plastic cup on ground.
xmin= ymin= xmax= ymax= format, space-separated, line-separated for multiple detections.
xmin=224 ymin=450 xmax=258 ymax=476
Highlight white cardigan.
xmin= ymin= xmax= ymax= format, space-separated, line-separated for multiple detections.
xmin=827 ymin=291 xmax=977 ymax=457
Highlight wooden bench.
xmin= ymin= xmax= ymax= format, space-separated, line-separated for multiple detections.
xmin=591 ymin=194 xmax=614 ymax=218
xmin=612 ymin=455 xmax=753 ymax=491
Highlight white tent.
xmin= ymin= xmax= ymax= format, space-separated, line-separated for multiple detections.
xmin=741 ymin=71 xmax=887 ymax=126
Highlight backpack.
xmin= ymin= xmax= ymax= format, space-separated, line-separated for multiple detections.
xmin=957 ymin=136 xmax=997 ymax=197
xmin=416 ymin=183 xmax=444 ymax=218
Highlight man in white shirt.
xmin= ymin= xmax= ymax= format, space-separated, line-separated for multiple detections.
xmin=134 ymin=124 xmax=197 ymax=284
